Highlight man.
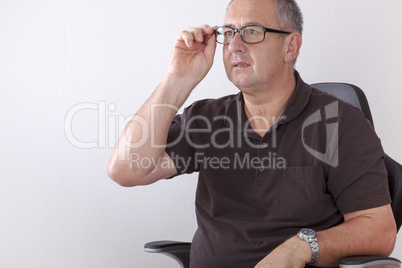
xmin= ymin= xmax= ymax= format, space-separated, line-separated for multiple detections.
xmin=107 ymin=0 xmax=397 ymax=267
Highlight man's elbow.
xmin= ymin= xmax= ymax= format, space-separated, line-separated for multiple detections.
xmin=106 ymin=160 xmax=144 ymax=187
xmin=375 ymin=214 xmax=398 ymax=256
xmin=382 ymin=224 xmax=397 ymax=256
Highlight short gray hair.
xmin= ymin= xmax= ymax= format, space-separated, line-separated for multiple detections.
xmin=227 ymin=0 xmax=303 ymax=35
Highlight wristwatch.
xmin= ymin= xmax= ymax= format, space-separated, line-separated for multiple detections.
xmin=297 ymin=228 xmax=319 ymax=266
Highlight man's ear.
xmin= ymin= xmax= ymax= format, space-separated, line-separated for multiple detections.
xmin=284 ymin=33 xmax=302 ymax=63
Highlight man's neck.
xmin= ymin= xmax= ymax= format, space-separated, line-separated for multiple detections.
xmin=242 ymin=72 xmax=296 ymax=137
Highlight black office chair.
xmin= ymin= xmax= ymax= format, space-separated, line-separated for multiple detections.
xmin=144 ymin=83 xmax=402 ymax=268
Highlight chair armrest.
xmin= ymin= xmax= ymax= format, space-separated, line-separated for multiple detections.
xmin=144 ymin=242 xmax=402 ymax=268
xmin=339 ymin=256 xmax=401 ymax=268
xmin=144 ymin=241 xmax=191 ymax=268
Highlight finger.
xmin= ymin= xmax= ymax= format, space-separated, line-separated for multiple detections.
xmin=177 ymin=25 xmax=216 ymax=48
xmin=187 ymin=27 xmax=204 ymax=43
xmin=197 ymin=25 xmax=218 ymax=43
xmin=204 ymin=29 xmax=217 ymax=59
xmin=199 ymin=24 xmax=215 ymax=35
xmin=205 ymin=25 xmax=219 ymax=43
xmin=177 ymin=30 xmax=194 ymax=48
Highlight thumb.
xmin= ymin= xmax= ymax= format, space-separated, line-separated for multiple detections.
xmin=204 ymin=31 xmax=217 ymax=64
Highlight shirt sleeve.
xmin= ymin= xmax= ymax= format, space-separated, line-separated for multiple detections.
xmin=327 ymin=107 xmax=391 ymax=214
xmin=165 ymin=109 xmax=199 ymax=177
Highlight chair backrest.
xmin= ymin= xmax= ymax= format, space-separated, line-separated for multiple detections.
xmin=312 ymin=83 xmax=402 ymax=232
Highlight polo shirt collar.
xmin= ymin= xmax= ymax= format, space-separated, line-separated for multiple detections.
xmin=224 ymin=70 xmax=312 ymax=133
xmin=281 ymin=70 xmax=312 ymax=124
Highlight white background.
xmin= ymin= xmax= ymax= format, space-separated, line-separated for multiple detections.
xmin=0 ymin=0 xmax=401 ymax=267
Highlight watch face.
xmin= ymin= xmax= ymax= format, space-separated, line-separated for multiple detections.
xmin=301 ymin=228 xmax=315 ymax=237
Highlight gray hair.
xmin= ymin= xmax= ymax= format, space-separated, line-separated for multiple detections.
xmin=227 ymin=0 xmax=303 ymax=35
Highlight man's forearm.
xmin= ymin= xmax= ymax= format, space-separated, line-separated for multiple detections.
xmin=315 ymin=205 xmax=396 ymax=267
xmin=107 ymin=75 xmax=195 ymax=186
xmin=256 ymin=205 xmax=396 ymax=268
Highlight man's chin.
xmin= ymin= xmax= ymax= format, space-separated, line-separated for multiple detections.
xmin=231 ymin=78 xmax=256 ymax=92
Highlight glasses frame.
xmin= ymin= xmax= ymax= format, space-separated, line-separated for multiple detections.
xmin=215 ymin=25 xmax=292 ymax=45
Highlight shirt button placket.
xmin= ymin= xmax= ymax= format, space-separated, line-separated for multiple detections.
xmin=259 ymin=142 xmax=268 ymax=172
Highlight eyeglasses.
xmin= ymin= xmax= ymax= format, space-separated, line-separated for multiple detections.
xmin=215 ymin=25 xmax=291 ymax=45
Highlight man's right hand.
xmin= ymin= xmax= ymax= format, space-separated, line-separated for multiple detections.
xmin=167 ymin=25 xmax=217 ymax=89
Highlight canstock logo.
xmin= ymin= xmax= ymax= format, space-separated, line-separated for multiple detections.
xmin=302 ymin=101 xmax=339 ymax=167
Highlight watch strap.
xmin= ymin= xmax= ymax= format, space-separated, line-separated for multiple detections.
xmin=308 ymin=237 xmax=319 ymax=266
xmin=298 ymin=229 xmax=319 ymax=266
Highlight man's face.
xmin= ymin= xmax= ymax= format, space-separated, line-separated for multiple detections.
xmin=223 ymin=0 xmax=287 ymax=93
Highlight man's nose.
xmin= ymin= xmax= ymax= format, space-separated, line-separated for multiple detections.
xmin=228 ymin=32 xmax=247 ymax=53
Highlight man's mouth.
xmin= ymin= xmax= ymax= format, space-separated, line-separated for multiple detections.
xmin=233 ymin=62 xmax=250 ymax=67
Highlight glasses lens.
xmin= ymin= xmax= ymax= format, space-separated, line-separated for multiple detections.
xmin=216 ymin=26 xmax=265 ymax=44
xmin=216 ymin=27 xmax=234 ymax=44
xmin=242 ymin=26 xmax=265 ymax=43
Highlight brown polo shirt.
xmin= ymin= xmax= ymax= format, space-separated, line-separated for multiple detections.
xmin=165 ymin=71 xmax=391 ymax=268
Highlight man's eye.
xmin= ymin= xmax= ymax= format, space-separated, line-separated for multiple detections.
xmin=248 ymin=28 xmax=260 ymax=35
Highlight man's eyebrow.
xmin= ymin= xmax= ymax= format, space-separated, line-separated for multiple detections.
xmin=222 ymin=23 xmax=235 ymax=28
xmin=222 ymin=21 xmax=264 ymax=28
